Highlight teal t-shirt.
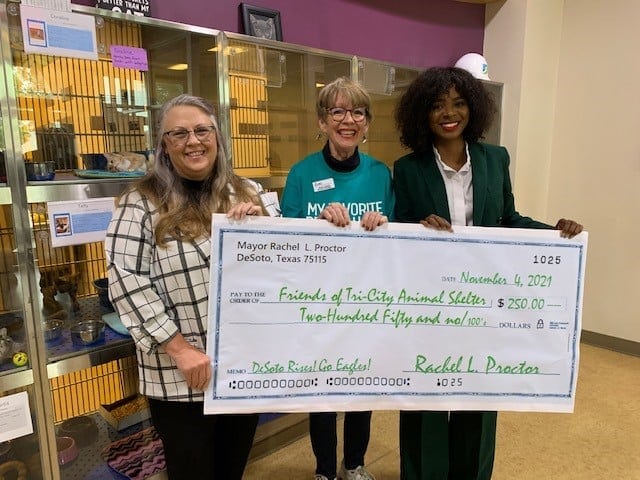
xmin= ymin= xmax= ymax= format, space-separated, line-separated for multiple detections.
xmin=281 ymin=150 xmax=395 ymax=220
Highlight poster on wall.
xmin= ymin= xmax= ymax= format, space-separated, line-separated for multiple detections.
xmin=19 ymin=120 xmax=38 ymax=154
xmin=20 ymin=5 xmax=98 ymax=60
xmin=110 ymin=45 xmax=149 ymax=71
xmin=96 ymin=0 xmax=150 ymax=17
xmin=20 ymin=0 xmax=71 ymax=12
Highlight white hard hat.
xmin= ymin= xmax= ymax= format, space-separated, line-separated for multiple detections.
xmin=454 ymin=53 xmax=490 ymax=80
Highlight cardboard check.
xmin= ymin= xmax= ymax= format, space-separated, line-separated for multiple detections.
xmin=204 ymin=216 xmax=587 ymax=414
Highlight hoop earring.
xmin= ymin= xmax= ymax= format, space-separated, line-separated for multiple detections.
xmin=361 ymin=135 xmax=367 ymax=144
xmin=315 ymin=131 xmax=324 ymax=141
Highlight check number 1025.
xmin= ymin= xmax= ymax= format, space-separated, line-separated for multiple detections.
xmin=436 ymin=377 xmax=463 ymax=387
xmin=533 ymin=254 xmax=561 ymax=265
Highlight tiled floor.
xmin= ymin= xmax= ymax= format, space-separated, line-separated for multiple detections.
xmin=244 ymin=344 xmax=640 ymax=479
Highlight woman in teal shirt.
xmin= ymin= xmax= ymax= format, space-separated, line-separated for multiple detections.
xmin=281 ymin=77 xmax=394 ymax=480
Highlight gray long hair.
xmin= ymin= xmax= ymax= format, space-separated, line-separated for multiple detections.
xmin=130 ymin=94 xmax=259 ymax=245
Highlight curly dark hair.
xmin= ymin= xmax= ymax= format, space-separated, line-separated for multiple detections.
xmin=395 ymin=67 xmax=496 ymax=153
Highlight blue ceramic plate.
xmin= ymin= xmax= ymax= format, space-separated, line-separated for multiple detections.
xmin=74 ymin=169 xmax=145 ymax=179
xmin=102 ymin=312 xmax=129 ymax=336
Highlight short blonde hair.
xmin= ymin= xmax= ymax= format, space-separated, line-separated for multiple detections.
xmin=316 ymin=77 xmax=372 ymax=122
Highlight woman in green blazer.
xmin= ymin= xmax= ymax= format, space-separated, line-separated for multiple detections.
xmin=393 ymin=67 xmax=582 ymax=480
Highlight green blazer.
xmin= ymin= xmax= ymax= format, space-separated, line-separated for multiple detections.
xmin=393 ymin=142 xmax=550 ymax=229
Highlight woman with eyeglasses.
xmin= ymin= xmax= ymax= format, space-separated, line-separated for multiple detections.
xmin=106 ymin=94 xmax=263 ymax=479
xmin=280 ymin=77 xmax=394 ymax=480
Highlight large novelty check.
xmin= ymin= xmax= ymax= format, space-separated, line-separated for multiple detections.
xmin=204 ymin=216 xmax=588 ymax=414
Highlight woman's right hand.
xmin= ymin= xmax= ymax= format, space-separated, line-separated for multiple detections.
xmin=164 ymin=334 xmax=212 ymax=391
xmin=420 ymin=214 xmax=453 ymax=232
xmin=319 ymin=202 xmax=351 ymax=227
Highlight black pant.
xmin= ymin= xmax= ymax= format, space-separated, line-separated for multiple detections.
xmin=148 ymin=398 xmax=258 ymax=480
xmin=310 ymin=411 xmax=372 ymax=478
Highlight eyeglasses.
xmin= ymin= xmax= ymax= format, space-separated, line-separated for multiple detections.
xmin=163 ymin=125 xmax=215 ymax=146
xmin=325 ymin=107 xmax=368 ymax=123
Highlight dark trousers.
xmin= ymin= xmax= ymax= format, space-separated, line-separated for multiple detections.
xmin=148 ymin=398 xmax=258 ymax=480
xmin=399 ymin=410 xmax=497 ymax=480
xmin=310 ymin=410 xmax=372 ymax=477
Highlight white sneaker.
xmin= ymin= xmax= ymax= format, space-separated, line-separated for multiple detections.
xmin=338 ymin=462 xmax=376 ymax=480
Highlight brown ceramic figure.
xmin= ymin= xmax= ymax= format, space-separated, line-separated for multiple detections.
xmin=55 ymin=272 xmax=81 ymax=312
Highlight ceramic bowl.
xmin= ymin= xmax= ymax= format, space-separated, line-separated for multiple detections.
xmin=82 ymin=151 xmax=152 ymax=171
xmin=43 ymin=319 xmax=64 ymax=342
xmin=25 ymin=161 xmax=56 ymax=181
xmin=92 ymin=278 xmax=114 ymax=311
xmin=0 ymin=315 xmax=23 ymax=337
xmin=0 ymin=333 xmax=14 ymax=363
xmin=0 ymin=460 xmax=27 ymax=478
xmin=56 ymin=436 xmax=78 ymax=466
xmin=0 ymin=441 xmax=14 ymax=463
xmin=70 ymin=321 xmax=105 ymax=346
xmin=80 ymin=153 xmax=108 ymax=170
xmin=59 ymin=415 xmax=99 ymax=447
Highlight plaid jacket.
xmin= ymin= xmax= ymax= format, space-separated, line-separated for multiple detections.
xmin=105 ymin=182 xmax=260 ymax=401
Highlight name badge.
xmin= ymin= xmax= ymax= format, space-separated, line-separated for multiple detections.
xmin=312 ymin=178 xmax=335 ymax=193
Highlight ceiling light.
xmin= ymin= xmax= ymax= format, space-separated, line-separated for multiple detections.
xmin=168 ymin=63 xmax=188 ymax=71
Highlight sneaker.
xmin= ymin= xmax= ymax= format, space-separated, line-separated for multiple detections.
xmin=338 ymin=462 xmax=376 ymax=480
xmin=314 ymin=476 xmax=337 ymax=480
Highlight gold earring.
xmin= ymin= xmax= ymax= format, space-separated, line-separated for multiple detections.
xmin=362 ymin=135 xmax=367 ymax=144
xmin=315 ymin=131 xmax=324 ymax=140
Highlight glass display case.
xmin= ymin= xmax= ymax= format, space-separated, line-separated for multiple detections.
xmin=0 ymin=3 xmax=502 ymax=479
xmin=481 ymin=80 xmax=503 ymax=145
xmin=221 ymin=32 xmax=353 ymax=190
xmin=0 ymin=20 xmax=48 ymax=479
xmin=354 ymin=58 xmax=501 ymax=168
xmin=354 ymin=57 xmax=421 ymax=168
xmin=0 ymin=3 xmax=224 ymax=478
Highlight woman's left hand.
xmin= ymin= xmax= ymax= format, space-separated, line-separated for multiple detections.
xmin=360 ymin=211 xmax=388 ymax=231
xmin=554 ymin=218 xmax=583 ymax=238
xmin=226 ymin=202 xmax=262 ymax=220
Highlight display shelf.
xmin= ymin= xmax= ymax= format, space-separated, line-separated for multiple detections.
xmin=250 ymin=413 xmax=309 ymax=461
xmin=250 ymin=175 xmax=286 ymax=190
xmin=45 ymin=297 xmax=134 ymax=378
xmin=57 ymin=412 xmax=164 ymax=480
xmin=58 ymin=412 xmax=302 ymax=479
xmin=26 ymin=177 xmax=132 ymax=203
xmin=0 ymin=310 xmax=31 ymax=389
xmin=27 ymin=172 xmax=136 ymax=185
xmin=0 ymin=366 xmax=33 ymax=391
xmin=0 ymin=361 xmax=28 ymax=375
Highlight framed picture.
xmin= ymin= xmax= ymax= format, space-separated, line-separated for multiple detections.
xmin=240 ymin=4 xmax=282 ymax=41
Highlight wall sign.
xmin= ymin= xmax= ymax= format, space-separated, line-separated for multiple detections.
xmin=96 ymin=0 xmax=150 ymax=17
xmin=47 ymin=197 xmax=115 ymax=248
xmin=20 ymin=5 xmax=98 ymax=60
